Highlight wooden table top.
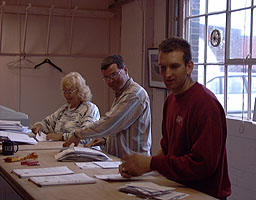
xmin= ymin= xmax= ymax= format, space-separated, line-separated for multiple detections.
xmin=0 ymin=141 xmax=217 ymax=200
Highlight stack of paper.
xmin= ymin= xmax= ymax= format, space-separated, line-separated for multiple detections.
xmin=75 ymin=161 xmax=121 ymax=169
xmin=119 ymin=182 xmax=189 ymax=200
xmin=76 ymin=162 xmax=101 ymax=169
xmin=0 ymin=120 xmax=24 ymax=132
xmin=0 ymin=105 xmax=29 ymax=126
xmin=95 ymin=173 xmax=154 ymax=181
xmin=93 ymin=161 xmax=121 ymax=169
xmin=55 ymin=147 xmax=112 ymax=162
xmin=0 ymin=131 xmax=37 ymax=145
xmin=29 ymin=173 xmax=96 ymax=187
xmin=12 ymin=166 xmax=74 ymax=178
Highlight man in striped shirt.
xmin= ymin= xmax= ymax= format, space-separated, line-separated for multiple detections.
xmin=64 ymin=55 xmax=152 ymax=158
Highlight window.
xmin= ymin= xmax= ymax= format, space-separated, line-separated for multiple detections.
xmin=184 ymin=0 xmax=256 ymax=120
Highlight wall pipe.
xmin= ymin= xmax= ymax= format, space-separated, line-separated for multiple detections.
xmin=46 ymin=5 xmax=54 ymax=54
xmin=0 ymin=1 xmax=6 ymax=54
xmin=22 ymin=3 xmax=31 ymax=55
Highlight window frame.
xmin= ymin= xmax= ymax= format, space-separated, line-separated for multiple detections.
xmin=182 ymin=0 xmax=256 ymax=120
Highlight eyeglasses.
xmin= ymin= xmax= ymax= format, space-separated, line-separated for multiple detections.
xmin=103 ymin=70 xmax=122 ymax=82
xmin=62 ymin=89 xmax=77 ymax=95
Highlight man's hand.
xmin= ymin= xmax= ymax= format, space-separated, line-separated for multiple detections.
xmin=46 ymin=133 xmax=62 ymax=141
xmin=119 ymin=154 xmax=152 ymax=178
xmin=85 ymin=138 xmax=105 ymax=147
xmin=63 ymin=135 xmax=80 ymax=147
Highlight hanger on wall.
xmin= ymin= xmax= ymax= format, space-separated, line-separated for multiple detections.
xmin=7 ymin=55 xmax=34 ymax=69
xmin=34 ymin=58 xmax=62 ymax=72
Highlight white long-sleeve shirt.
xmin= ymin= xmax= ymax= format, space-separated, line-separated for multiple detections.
xmin=76 ymin=78 xmax=152 ymax=158
xmin=38 ymin=101 xmax=100 ymax=143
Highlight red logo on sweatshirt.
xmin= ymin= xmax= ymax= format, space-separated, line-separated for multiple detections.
xmin=176 ymin=115 xmax=183 ymax=126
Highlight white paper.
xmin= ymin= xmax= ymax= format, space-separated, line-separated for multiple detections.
xmin=94 ymin=173 xmax=154 ymax=181
xmin=0 ymin=120 xmax=21 ymax=126
xmin=119 ymin=182 xmax=184 ymax=200
xmin=154 ymin=191 xmax=189 ymax=200
xmin=0 ymin=131 xmax=37 ymax=145
xmin=75 ymin=162 xmax=101 ymax=169
xmin=55 ymin=147 xmax=112 ymax=162
xmin=29 ymin=173 xmax=96 ymax=187
xmin=93 ymin=161 xmax=122 ymax=169
xmin=12 ymin=166 xmax=74 ymax=178
xmin=36 ymin=132 xmax=47 ymax=142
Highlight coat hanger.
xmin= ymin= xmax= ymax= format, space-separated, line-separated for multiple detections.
xmin=7 ymin=55 xmax=34 ymax=69
xmin=34 ymin=58 xmax=62 ymax=72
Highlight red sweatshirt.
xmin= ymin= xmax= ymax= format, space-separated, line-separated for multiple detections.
xmin=150 ymin=82 xmax=231 ymax=199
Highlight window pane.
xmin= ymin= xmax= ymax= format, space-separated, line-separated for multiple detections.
xmin=189 ymin=0 xmax=206 ymax=15
xmin=206 ymin=65 xmax=224 ymax=108
xmin=253 ymin=8 xmax=256 ymax=58
xmin=208 ymin=0 xmax=226 ymax=13
xmin=207 ymin=14 xmax=226 ymax=63
xmin=188 ymin=17 xmax=205 ymax=64
xmin=230 ymin=9 xmax=251 ymax=59
xmin=231 ymin=0 xmax=251 ymax=10
xmin=252 ymin=65 xmax=256 ymax=119
xmin=192 ymin=65 xmax=204 ymax=83
xmin=226 ymin=65 xmax=248 ymax=118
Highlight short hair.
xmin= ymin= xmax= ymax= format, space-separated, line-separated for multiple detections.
xmin=101 ymin=54 xmax=125 ymax=70
xmin=159 ymin=37 xmax=192 ymax=65
xmin=61 ymin=72 xmax=92 ymax=102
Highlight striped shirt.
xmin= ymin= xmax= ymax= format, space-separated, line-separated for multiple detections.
xmin=38 ymin=101 xmax=100 ymax=143
xmin=76 ymin=78 xmax=152 ymax=158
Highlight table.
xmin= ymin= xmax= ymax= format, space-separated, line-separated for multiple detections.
xmin=0 ymin=142 xmax=217 ymax=200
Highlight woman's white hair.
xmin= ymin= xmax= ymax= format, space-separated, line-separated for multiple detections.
xmin=61 ymin=72 xmax=92 ymax=102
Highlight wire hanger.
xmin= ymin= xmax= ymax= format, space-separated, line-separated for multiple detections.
xmin=7 ymin=55 xmax=34 ymax=69
xmin=34 ymin=58 xmax=62 ymax=72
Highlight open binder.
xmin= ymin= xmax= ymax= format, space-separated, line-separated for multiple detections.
xmin=55 ymin=147 xmax=112 ymax=162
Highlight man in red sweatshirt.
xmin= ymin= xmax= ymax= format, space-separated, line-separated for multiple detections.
xmin=119 ymin=37 xmax=231 ymax=200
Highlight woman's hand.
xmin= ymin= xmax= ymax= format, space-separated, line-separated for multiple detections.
xmin=46 ymin=132 xmax=63 ymax=141
xmin=31 ymin=123 xmax=43 ymax=135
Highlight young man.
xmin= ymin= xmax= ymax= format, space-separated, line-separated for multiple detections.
xmin=63 ymin=55 xmax=152 ymax=159
xmin=119 ymin=37 xmax=231 ymax=200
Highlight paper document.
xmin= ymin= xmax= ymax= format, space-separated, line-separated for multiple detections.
xmin=12 ymin=166 xmax=74 ymax=178
xmin=93 ymin=161 xmax=121 ymax=169
xmin=0 ymin=131 xmax=37 ymax=145
xmin=75 ymin=162 xmax=101 ymax=169
xmin=29 ymin=173 xmax=96 ymax=187
xmin=36 ymin=132 xmax=47 ymax=142
xmin=119 ymin=182 xmax=189 ymax=200
xmin=154 ymin=191 xmax=189 ymax=200
xmin=0 ymin=120 xmax=21 ymax=126
xmin=55 ymin=147 xmax=112 ymax=162
xmin=94 ymin=173 xmax=155 ymax=181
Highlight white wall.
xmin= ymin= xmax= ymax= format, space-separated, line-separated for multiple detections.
xmin=120 ymin=0 xmax=167 ymax=155
xmin=120 ymin=1 xmax=256 ymax=200
xmin=226 ymin=118 xmax=256 ymax=200
xmin=0 ymin=0 xmax=120 ymax=124
xmin=2 ymin=1 xmax=256 ymax=199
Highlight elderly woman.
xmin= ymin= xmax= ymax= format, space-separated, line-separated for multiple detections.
xmin=31 ymin=72 xmax=100 ymax=143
